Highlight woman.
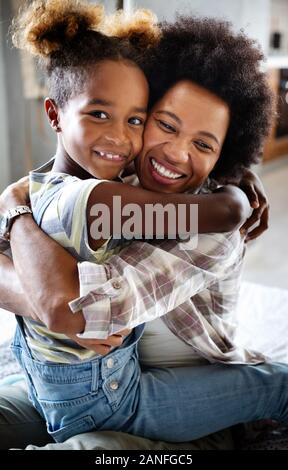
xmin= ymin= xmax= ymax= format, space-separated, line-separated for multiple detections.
xmin=0 ymin=13 xmax=282 ymax=449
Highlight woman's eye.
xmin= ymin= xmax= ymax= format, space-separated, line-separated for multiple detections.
xmin=90 ymin=111 xmax=108 ymax=120
xmin=129 ymin=117 xmax=144 ymax=126
xmin=194 ymin=141 xmax=213 ymax=152
xmin=157 ymin=120 xmax=176 ymax=132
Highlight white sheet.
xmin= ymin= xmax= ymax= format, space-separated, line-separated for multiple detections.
xmin=0 ymin=308 xmax=16 ymax=345
xmin=236 ymin=281 xmax=288 ymax=363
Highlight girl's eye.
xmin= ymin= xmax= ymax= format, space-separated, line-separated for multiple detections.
xmin=129 ymin=117 xmax=144 ymax=126
xmin=157 ymin=119 xmax=176 ymax=133
xmin=194 ymin=141 xmax=213 ymax=152
xmin=90 ymin=111 xmax=108 ymax=120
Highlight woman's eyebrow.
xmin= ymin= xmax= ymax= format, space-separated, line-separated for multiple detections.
xmin=155 ymin=110 xmax=182 ymax=125
xmin=198 ymin=131 xmax=220 ymax=146
xmin=155 ymin=111 xmax=220 ymax=145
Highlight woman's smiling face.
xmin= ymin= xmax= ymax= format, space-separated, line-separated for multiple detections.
xmin=135 ymin=80 xmax=230 ymax=193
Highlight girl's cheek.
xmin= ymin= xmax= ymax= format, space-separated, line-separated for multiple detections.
xmin=135 ymin=135 xmax=145 ymax=155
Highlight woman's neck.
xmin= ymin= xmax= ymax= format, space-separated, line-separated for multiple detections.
xmin=52 ymin=151 xmax=94 ymax=180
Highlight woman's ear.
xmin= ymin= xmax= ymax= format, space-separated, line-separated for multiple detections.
xmin=44 ymin=98 xmax=61 ymax=132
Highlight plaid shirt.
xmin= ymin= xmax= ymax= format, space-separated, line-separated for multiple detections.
xmin=70 ymin=231 xmax=265 ymax=364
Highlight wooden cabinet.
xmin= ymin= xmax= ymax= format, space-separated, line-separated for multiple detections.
xmin=263 ymin=68 xmax=288 ymax=161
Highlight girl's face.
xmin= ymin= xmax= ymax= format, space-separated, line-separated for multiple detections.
xmin=135 ymin=81 xmax=230 ymax=193
xmin=53 ymin=60 xmax=148 ymax=180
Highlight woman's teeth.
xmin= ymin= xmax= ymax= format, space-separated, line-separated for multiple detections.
xmin=151 ymin=158 xmax=183 ymax=179
xmin=94 ymin=150 xmax=124 ymax=161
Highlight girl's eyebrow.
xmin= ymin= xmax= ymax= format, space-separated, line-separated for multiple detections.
xmin=133 ymin=107 xmax=147 ymax=114
xmin=87 ymin=98 xmax=113 ymax=106
xmin=87 ymin=98 xmax=147 ymax=114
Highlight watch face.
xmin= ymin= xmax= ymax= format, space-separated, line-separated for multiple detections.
xmin=0 ymin=215 xmax=8 ymax=240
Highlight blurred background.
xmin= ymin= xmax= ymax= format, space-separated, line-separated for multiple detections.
xmin=0 ymin=0 xmax=287 ymax=288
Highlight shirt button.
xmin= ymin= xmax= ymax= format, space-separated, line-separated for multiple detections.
xmin=106 ymin=358 xmax=114 ymax=369
xmin=109 ymin=381 xmax=119 ymax=391
xmin=112 ymin=280 xmax=121 ymax=289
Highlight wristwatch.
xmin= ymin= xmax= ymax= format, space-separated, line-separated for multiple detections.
xmin=0 ymin=205 xmax=32 ymax=241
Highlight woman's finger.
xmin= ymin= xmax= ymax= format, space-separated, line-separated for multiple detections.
xmin=116 ymin=328 xmax=132 ymax=337
xmin=240 ymin=204 xmax=266 ymax=232
xmin=245 ymin=206 xmax=269 ymax=242
xmin=87 ymin=344 xmax=112 ymax=355
xmin=241 ymin=183 xmax=259 ymax=209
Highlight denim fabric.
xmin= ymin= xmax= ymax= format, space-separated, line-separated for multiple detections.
xmin=11 ymin=320 xmax=288 ymax=443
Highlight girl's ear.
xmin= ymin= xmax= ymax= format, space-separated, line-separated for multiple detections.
xmin=44 ymin=98 xmax=61 ymax=132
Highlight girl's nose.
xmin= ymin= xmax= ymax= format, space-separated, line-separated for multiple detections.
xmin=104 ymin=123 xmax=129 ymax=147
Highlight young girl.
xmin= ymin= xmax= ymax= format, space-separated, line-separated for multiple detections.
xmin=3 ymin=0 xmax=280 ymax=444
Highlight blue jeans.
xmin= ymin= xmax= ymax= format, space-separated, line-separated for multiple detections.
xmin=11 ymin=318 xmax=288 ymax=443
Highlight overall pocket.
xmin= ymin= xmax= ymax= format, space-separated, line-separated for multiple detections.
xmin=47 ymin=415 xmax=96 ymax=443
xmin=22 ymin=353 xmax=98 ymax=406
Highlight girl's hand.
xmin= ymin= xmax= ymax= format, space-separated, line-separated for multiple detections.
xmin=225 ymin=169 xmax=269 ymax=242
xmin=0 ymin=176 xmax=30 ymax=215
xmin=67 ymin=328 xmax=132 ymax=356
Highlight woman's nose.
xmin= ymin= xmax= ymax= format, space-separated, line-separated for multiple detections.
xmin=163 ymin=142 xmax=190 ymax=165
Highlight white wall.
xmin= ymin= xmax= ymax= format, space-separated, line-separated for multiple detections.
xmin=91 ymin=0 xmax=119 ymax=13
xmin=132 ymin=0 xmax=271 ymax=54
xmin=0 ymin=12 xmax=10 ymax=191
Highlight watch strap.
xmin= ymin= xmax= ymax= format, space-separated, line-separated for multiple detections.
xmin=6 ymin=205 xmax=32 ymax=220
xmin=2 ymin=205 xmax=32 ymax=241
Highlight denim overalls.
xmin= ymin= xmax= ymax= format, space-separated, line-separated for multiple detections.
xmin=12 ymin=317 xmax=145 ymax=442
xmin=11 ymin=316 xmax=288 ymax=443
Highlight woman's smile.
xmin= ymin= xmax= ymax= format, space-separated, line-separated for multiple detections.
xmin=148 ymin=157 xmax=187 ymax=185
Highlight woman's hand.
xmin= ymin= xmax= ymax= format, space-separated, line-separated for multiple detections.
xmin=0 ymin=176 xmax=30 ymax=215
xmin=67 ymin=328 xmax=132 ymax=356
xmin=225 ymin=169 xmax=269 ymax=242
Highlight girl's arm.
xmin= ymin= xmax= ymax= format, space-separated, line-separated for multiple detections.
xmin=86 ymin=181 xmax=250 ymax=250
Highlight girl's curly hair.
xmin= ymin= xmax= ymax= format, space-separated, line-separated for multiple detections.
xmin=148 ymin=16 xmax=275 ymax=179
xmin=11 ymin=0 xmax=160 ymax=108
